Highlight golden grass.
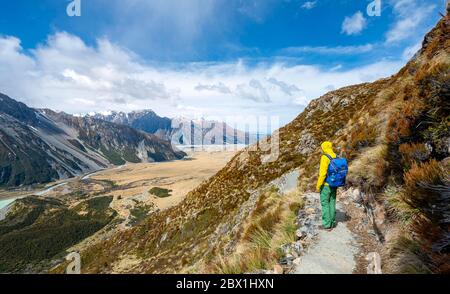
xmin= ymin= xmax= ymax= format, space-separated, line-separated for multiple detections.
xmin=347 ymin=144 xmax=388 ymax=189
xmin=206 ymin=190 xmax=304 ymax=274
xmin=385 ymin=235 xmax=433 ymax=274
xmin=383 ymin=185 xmax=419 ymax=226
xmin=384 ymin=159 xmax=449 ymax=273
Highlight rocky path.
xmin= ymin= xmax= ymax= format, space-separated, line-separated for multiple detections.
xmin=292 ymin=193 xmax=359 ymax=274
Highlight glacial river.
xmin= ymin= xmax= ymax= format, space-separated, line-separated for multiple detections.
xmin=0 ymin=198 xmax=16 ymax=211
xmin=0 ymin=182 xmax=68 ymax=210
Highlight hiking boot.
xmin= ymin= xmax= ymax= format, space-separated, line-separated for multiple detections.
xmin=319 ymin=225 xmax=332 ymax=232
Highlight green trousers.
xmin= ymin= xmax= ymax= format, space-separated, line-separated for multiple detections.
xmin=320 ymin=185 xmax=337 ymax=229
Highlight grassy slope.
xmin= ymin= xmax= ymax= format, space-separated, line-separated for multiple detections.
xmin=72 ymin=16 xmax=449 ymax=274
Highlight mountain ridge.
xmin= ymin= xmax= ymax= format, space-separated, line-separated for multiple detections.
xmin=0 ymin=95 xmax=185 ymax=187
xmin=90 ymin=110 xmax=259 ymax=146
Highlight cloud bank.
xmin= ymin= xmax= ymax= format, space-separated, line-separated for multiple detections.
xmin=0 ymin=32 xmax=404 ymax=128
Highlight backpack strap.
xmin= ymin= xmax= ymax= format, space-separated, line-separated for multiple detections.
xmin=323 ymin=153 xmax=338 ymax=171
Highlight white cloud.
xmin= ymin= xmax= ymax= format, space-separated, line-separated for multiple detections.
xmin=301 ymin=1 xmax=317 ymax=10
xmin=386 ymin=0 xmax=436 ymax=44
xmin=195 ymin=82 xmax=232 ymax=94
xmin=0 ymin=32 xmax=404 ymax=127
xmin=195 ymin=78 xmax=301 ymax=101
xmin=266 ymin=78 xmax=301 ymax=96
xmin=281 ymin=44 xmax=374 ymax=55
xmin=292 ymin=95 xmax=308 ymax=106
xmin=341 ymin=11 xmax=367 ymax=35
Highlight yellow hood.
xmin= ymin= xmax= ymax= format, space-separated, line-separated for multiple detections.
xmin=321 ymin=141 xmax=335 ymax=156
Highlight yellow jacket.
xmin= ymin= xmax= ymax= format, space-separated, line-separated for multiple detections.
xmin=316 ymin=141 xmax=337 ymax=192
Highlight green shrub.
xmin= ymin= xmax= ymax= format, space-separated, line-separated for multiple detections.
xmin=130 ymin=204 xmax=153 ymax=226
xmin=149 ymin=187 xmax=172 ymax=198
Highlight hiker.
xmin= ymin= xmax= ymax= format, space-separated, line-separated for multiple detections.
xmin=316 ymin=141 xmax=348 ymax=231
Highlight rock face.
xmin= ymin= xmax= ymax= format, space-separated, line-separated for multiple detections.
xmin=298 ymin=132 xmax=317 ymax=155
xmin=295 ymin=193 xmax=321 ymax=243
xmin=0 ymin=94 xmax=185 ymax=187
xmin=91 ymin=110 xmax=173 ymax=140
xmin=46 ymin=110 xmax=185 ymax=164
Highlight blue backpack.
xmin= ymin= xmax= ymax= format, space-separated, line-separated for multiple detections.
xmin=324 ymin=154 xmax=348 ymax=188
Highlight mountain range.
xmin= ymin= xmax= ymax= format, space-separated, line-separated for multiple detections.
xmin=0 ymin=94 xmax=185 ymax=187
xmin=89 ymin=111 xmax=259 ymax=146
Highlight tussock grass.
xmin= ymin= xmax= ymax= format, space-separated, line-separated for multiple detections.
xmin=207 ymin=190 xmax=304 ymax=274
xmin=403 ymin=160 xmax=446 ymax=210
xmin=385 ymin=235 xmax=433 ymax=274
xmin=398 ymin=143 xmax=430 ymax=169
xmin=383 ymin=185 xmax=419 ymax=225
xmin=384 ymin=160 xmax=450 ymax=273
xmin=347 ymin=144 xmax=388 ymax=189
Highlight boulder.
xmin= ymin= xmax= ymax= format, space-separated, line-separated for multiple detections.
xmin=351 ymin=188 xmax=361 ymax=203
xmin=273 ymin=264 xmax=284 ymax=275
xmin=293 ymin=258 xmax=302 ymax=266
xmin=279 ymin=255 xmax=295 ymax=266
xmin=306 ymin=207 xmax=316 ymax=215
xmin=293 ymin=241 xmax=304 ymax=254
xmin=296 ymin=228 xmax=307 ymax=239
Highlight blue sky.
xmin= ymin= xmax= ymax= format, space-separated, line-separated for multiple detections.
xmin=0 ymin=0 xmax=444 ymax=130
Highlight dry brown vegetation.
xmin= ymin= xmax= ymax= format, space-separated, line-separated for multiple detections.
xmin=205 ymin=190 xmax=304 ymax=274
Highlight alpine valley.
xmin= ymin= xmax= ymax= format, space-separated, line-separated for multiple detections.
xmin=0 ymin=10 xmax=449 ymax=276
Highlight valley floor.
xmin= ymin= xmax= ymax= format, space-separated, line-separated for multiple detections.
xmin=0 ymin=149 xmax=237 ymax=211
xmin=87 ymin=149 xmax=238 ymax=216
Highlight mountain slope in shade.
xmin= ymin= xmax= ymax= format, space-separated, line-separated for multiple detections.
xmin=0 ymin=94 xmax=185 ymax=187
xmin=91 ymin=111 xmax=259 ymax=146
xmin=71 ymin=14 xmax=449 ymax=274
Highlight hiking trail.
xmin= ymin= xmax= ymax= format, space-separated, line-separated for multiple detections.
xmin=292 ymin=193 xmax=360 ymax=274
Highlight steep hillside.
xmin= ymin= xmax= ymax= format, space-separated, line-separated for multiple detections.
xmin=44 ymin=110 xmax=185 ymax=164
xmin=0 ymin=94 xmax=108 ymax=186
xmin=92 ymin=111 xmax=258 ymax=146
xmin=56 ymin=14 xmax=449 ymax=274
xmin=0 ymin=95 xmax=185 ymax=187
